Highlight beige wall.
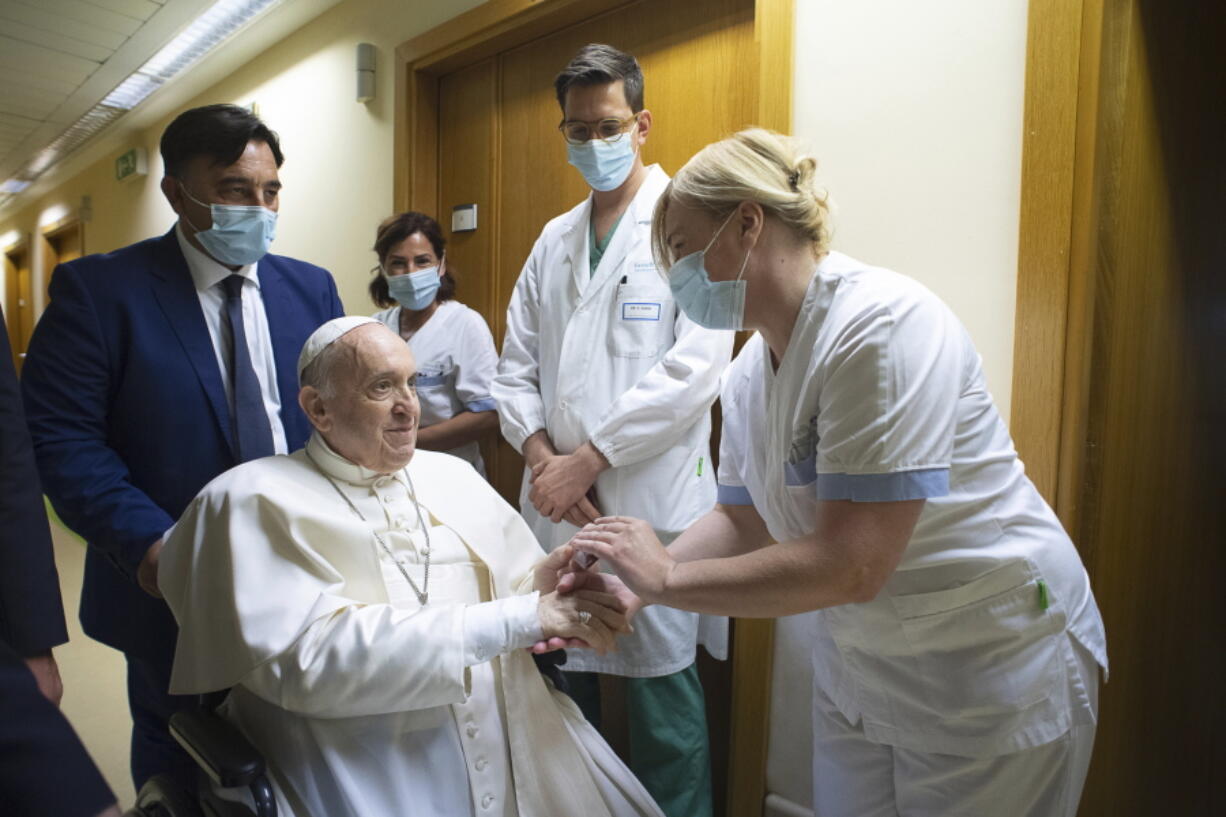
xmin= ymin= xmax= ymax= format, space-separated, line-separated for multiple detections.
xmin=793 ymin=0 xmax=1027 ymax=419
xmin=0 ymin=0 xmax=486 ymax=319
xmin=2 ymin=0 xmax=1024 ymax=416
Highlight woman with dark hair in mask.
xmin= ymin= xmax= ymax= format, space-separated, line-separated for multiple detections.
xmin=369 ymin=211 xmax=499 ymax=476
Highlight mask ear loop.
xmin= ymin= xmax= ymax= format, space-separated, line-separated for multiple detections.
xmin=178 ymin=182 xmax=211 ymax=234
xmin=731 ymin=205 xmax=758 ymax=283
xmin=706 ymin=207 xmax=753 ymax=282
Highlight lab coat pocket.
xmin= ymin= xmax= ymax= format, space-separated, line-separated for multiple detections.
xmin=893 ymin=560 xmax=1064 ymax=724
xmin=415 ymin=368 xmax=456 ymax=426
xmin=608 ymin=284 xmax=672 ymax=359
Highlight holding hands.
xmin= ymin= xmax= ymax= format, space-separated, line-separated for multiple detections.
xmin=530 ymin=544 xmax=644 ymax=655
xmin=568 ymin=516 xmax=676 ymax=604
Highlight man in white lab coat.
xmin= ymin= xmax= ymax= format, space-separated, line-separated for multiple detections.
xmin=493 ymin=44 xmax=734 ymax=817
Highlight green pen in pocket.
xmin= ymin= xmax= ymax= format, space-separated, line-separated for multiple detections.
xmin=697 ymin=456 xmax=704 ymax=477
xmin=1037 ymin=579 xmax=1049 ymax=610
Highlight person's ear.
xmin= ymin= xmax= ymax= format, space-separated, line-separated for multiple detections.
xmin=738 ymin=200 xmax=765 ymax=247
xmin=635 ymin=110 xmax=652 ymax=147
xmin=161 ymin=177 xmax=185 ymax=217
xmin=298 ymin=386 xmax=331 ymax=432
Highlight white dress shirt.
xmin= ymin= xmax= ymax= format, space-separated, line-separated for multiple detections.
xmin=175 ymin=222 xmax=287 ymax=454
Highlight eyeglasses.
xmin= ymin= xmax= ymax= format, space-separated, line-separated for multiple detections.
xmin=558 ymin=113 xmax=639 ymax=145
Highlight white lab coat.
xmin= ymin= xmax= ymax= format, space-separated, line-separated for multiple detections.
xmin=494 ymin=165 xmax=734 ymax=676
xmin=717 ymin=252 xmax=1108 ymax=760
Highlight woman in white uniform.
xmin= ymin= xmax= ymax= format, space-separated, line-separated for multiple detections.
xmin=370 ymin=212 xmax=499 ymax=476
xmin=570 ymin=129 xmax=1108 ymax=817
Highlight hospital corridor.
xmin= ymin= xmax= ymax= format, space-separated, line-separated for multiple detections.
xmin=0 ymin=1 xmax=1221 ymax=816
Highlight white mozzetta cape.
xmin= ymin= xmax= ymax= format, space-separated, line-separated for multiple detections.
xmin=160 ymin=439 xmax=662 ymax=817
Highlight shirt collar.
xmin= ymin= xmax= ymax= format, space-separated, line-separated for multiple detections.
xmin=174 ymin=221 xmax=260 ymax=293
xmin=306 ymin=432 xmax=408 ymax=488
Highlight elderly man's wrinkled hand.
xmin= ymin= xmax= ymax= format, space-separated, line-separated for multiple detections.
xmin=533 ymin=544 xmax=579 ymax=595
xmin=536 ymin=590 xmax=629 ymax=656
xmin=558 ymin=570 xmax=645 ymax=625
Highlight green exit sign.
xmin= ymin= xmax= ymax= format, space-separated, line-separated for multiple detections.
xmin=115 ymin=148 xmax=147 ymax=182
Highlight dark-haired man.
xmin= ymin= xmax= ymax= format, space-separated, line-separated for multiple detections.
xmin=493 ymin=44 xmax=732 ymax=817
xmin=21 ymin=103 xmax=345 ymax=790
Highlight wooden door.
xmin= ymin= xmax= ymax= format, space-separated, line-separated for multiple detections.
xmin=401 ymin=1 xmax=791 ymax=811
xmin=435 ymin=0 xmax=756 ymax=506
xmin=42 ymin=220 xmax=83 ymax=303
xmin=4 ymin=242 xmax=32 ymax=372
xmin=1013 ymin=1 xmax=1225 ymax=813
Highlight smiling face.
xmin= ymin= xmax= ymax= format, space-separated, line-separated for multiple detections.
xmin=382 ymin=231 xmax=443 ymax=279
xmin=300 ymin=324 xmax=420 ymax=474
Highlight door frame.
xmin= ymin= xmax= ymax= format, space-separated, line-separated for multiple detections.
xmin=40 ymin=217 xmax=84 ymax=305
xmin=1010 ymin=0 xmax=1105 ymax=534
xmin=393 ymin=2 xmax=793 ymax=812
xmin=3 ymin=235 xmax=30 ymax=369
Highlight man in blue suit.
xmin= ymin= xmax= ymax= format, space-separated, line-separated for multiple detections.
xmin=21 ymin=104 xmax=346 ymax=791
xmin=2 ymin=306 xmax=119 ymax=817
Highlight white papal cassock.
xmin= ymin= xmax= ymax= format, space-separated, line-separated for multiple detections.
xmin=159 ymin=433 xmax=664 ymax=817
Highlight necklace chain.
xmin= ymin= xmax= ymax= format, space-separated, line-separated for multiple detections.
xmin=305 ymin=449 xmax=430 ymax=605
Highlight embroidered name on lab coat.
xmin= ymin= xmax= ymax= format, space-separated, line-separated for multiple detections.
xmin=622 ymin=302 xmax=662 ymax=321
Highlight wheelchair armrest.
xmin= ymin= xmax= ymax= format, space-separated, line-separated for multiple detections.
xmin=169 ymin=707 xmax=266 ymax=789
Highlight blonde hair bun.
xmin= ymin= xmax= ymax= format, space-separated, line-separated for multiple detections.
xmin=652 ymin=128 xmax=832 ymax=269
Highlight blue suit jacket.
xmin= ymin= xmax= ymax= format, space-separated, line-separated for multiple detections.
xmin=0 ymin=307 xmax=67 ymax=657
xmin=21 ymin=229 xmax=345 ymax=661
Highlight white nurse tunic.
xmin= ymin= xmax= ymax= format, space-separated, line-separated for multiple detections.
xmin=717 ymin=252 xmax=1107 ymax=803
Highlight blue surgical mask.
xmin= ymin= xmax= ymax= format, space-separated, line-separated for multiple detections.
xmin=566 ymin=131 xmax=638 ymax=192
xmin=385 ymin=265 xmax=441 ymax=311
xmin=180 ymin=184 xmax=277 ymax=267
xmin=667 ymin=210 xmax=751 ymax=331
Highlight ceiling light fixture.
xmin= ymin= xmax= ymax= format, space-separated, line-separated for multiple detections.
xmin=5 ymin=0 xmax=282 ymax=203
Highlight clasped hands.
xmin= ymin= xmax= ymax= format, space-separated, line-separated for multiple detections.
xmin=532 ymin=544 xmax=643 ymax=655
xmin=524 ymin=435 xmax=607 ymax=527
xmin=531 ymin=514 xmax=677 ymax=655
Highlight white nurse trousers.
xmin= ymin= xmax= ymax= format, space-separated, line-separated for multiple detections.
xmin=811 ymin=637 xmax=1099 ymax=817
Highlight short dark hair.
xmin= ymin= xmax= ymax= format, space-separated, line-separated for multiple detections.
xmin=160 ymin=104 xmax=284 ymax=178
xmin=554 ymin=44 xmax=644 ymax=113
xmin=368 ymin=211 xmax=457 ymax=309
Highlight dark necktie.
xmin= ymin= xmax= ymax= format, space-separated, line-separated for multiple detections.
xmin=222 ymin=274 xmax=275 ymax=462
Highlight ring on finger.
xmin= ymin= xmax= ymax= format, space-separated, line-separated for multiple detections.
xmin=578 ymin=610 xmax=592 ymax=625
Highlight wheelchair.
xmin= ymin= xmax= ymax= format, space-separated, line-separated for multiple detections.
xmin=124 ymin=691 xmax=277 ymax=817
xmin=122 ymin=651 xmax=569 ymax=816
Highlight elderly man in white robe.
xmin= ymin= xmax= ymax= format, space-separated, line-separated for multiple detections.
xmin=158 ymin=316 xmax=663 ymax=817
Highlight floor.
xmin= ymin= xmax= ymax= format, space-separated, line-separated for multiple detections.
xmin=50 ymin=521 xmax=137 ymax=808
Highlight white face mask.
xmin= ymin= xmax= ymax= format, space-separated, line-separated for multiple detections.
xmin=667 ymin=209 xmax=751 ymax=331
xmin=180 ymin=184 xmax=277 ymax=266
xmin=566 ymin=129 xmax=638 ymax=192
xmin=384 ymin=265 xmax=441 ymax=311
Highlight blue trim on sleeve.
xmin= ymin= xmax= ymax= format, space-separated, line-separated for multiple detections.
xmin=784 ymin=455 xmax=817 ymax=486
xmin=816 ymin=468 xmax=950 ymax=502
xmin=464 ymin=398 xmax=497 ymax=413
xmin=717 ymin=483 xmax=754 ymax=505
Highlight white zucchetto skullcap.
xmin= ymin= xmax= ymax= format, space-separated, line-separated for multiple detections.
xmin=297 ymin=316 xmax=382 ymax=382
